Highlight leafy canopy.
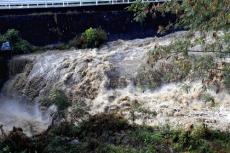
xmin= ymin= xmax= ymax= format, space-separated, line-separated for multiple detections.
xmin=128 ymin=0 xmax=230 ymax=31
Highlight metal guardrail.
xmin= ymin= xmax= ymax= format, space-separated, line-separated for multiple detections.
xmin=0 ymin=0 xmax=167 ymax=9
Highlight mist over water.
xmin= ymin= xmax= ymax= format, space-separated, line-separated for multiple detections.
xmin=0 ymin=95 xmax=52 ymax=136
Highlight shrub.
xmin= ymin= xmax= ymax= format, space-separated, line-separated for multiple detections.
xmin=0 ymin=29 xmax=32 ymax=54
xmin=126 ymin=0 xmax=149 ymax=23
xmin=190 ymin=124 xmax=207 ymax=140
xmin=177 ymin=131 xmax=190 ymax=148
xmin=43 ymin=136 xmax=80 ymax=153
xmin=71 ymin=27 xmax=107 ymax=49
xmin=49 ymin=122 xmax=79 ymax=137
xmin=2 ymin=114 xmax=230 ymax=153
xmin=49 ymin=89 xmax=70 ymax=111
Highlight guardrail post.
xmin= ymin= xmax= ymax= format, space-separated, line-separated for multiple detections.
xmin=80 ymin=0 xmax=82 ymax=6
xmin=96 ymin=0 xmax=98 ymax=5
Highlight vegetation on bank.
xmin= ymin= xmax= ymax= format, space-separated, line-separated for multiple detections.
xmin=0 ymin=27 xmax=108 ymax=55
xmin=128 ymin=0 xmax=230 ymax=31
xmin=0 ymin=29 xmax=32 ymax=54
xmin=69 ymin=27 xmax=108 ymax=49
xmin=1 ymin=114 xmax=230 ymax=153
xmin=34 ymin=27 xmax=107 ymax=51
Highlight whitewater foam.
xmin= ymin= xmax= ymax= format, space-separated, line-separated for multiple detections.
xmin=0 ymin=96 xmax=52 ymax=136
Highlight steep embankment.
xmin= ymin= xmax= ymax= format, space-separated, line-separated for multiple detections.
xmin=3 ymin=31 xmax=230 ymax=131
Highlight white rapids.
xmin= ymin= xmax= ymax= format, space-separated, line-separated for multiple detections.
xmin=0 ymin=96 xmax=54 ymax=136
xmin=1 ymin=31 xmax=230 ymax=132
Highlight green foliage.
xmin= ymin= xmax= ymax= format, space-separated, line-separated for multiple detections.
xmin=133 ymin=127 xmax=163 ymax=144
xmin=43 ymin=136 xmax=80 ymax=153
xmin=49 ymin=122 xmax=79 ymax=137
xmin=128 ymin=0 xmax=230 ymax=31
xmin=77 ymin=114 xmax=129 ymax=138
xmin=40 ymin=90 xmax=71 ymax=124
xmin=171 ymin=124 xmax=214 ymax=153
xmin=178 ymin=0 xmax=230 ymax=30
xmin=190 ymin=124 xmax=207 ymax=140
xmin=49 ymin=89 xmax=70 ymax=111
xmin=176 ymin=130 xmax=190 ymax=149
xmin=71 ymin=27 xmax=108 ymax=49
xmin=127 ymin=0 xmax=150 ymax=23
xmin=0 ymin=29 xmax=32 ymax=54
xmin=2 ymin=114 xmax=230 ymax=153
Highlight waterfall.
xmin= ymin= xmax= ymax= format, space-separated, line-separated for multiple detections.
xmin=1 ymin=31 xmax=230 ymax=134
xmin=0 ymin=96 xmax=52 ymax=136
xmin=0 ymin=55 xmax=53 ymax=136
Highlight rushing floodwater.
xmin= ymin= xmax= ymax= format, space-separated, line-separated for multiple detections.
xmin=1 ymin=31 xmax=230 ymax=136
xmin=0 ymin=95 xmax=52 ymax=136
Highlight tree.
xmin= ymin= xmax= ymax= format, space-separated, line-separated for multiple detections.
xmin=128 ymin=0 xmax=230 ymax=31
